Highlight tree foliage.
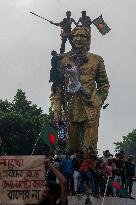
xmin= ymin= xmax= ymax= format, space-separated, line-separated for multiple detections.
xmin=114 ymin=129 xmax=136 ymax=158
xmin=0 ymin=89 xmax=48 ymax=155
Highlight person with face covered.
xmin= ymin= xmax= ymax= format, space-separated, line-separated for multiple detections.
xmin=50 ymin=26 xmax=110 ymax=156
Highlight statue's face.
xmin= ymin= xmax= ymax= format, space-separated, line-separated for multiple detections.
xmin=72 ymin=29 xmax=88 ymax=49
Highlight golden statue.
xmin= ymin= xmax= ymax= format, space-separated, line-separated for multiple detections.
xmin=50 ymin=26 xmax=110 ymax=155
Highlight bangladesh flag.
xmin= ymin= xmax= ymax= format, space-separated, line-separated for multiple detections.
xmin=40 ymin=122 xmax=58 ymax=148
xmin=93 ymin=15 xmax=111 ymax=35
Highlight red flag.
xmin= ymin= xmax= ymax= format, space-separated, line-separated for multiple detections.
xmin=49 ymin=133 xmax=56 ymax=144
xmin=113 ymin=181 xmax=121 ymax=190
xmin=93 ymin=15 xmax=111 ymax=35
xmin=40 ymin=123 xmax=58 ymax=148
xmin=98 ymin=23 xmax=105 ymax=29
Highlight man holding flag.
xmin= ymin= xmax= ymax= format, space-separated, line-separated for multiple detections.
xmin=50 ymin=11 xmax=77 ymax=54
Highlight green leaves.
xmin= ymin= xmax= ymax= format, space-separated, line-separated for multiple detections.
xmin=114 ymin=129 xmax=136 ymax=158
xmin=0 ymin=89 xmax=48 ymax=155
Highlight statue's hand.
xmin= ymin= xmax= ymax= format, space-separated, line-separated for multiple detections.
xmin=94 ymin=95 xmax=102 ymax=107
xmin=90 ymin=94 xmax=102 ymax=108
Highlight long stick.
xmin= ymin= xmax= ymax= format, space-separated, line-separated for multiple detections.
xmin=31 ymin=122 xmax=46 ymax=155
xmin=31 ymin=134 xmax=41 ymax=155
xmin=30 ymin=11 xmax=51 ymax=23
xmin=102 ymin=176 xmax=109 ymax=205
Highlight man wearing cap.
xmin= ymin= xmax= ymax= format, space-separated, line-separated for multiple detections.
xmin=50 ymin=11 xmax=77 ymax=54
xmin=77 ymin=11 xmax=92 ymax=30
xmin=77 ymin=11 xmax=92 ymax=50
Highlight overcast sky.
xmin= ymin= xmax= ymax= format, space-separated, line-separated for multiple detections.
xmin=0 ymin=0 xmax=136 ymax=154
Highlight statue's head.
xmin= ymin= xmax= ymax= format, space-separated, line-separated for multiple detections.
xmin=71 ymin=26 xmax=90 ymax=51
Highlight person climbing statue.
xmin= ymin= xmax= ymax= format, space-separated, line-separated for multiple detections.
xmin=50 ymin=11 xmax=77 ymax=54
xmin=49 ymin=50 xmax=64 ymax=93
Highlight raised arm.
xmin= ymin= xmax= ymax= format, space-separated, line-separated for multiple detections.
xmin=45 ymin=159 xmax=68 ymax=205
xmin=71 ymin=18 xmax=78 ymax=26
xmin=50 ymin=21 xmax=62 ymax=27
xmin=76 ymin=17 xmax=81 ymax=26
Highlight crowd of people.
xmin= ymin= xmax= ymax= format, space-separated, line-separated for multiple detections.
xmin=43 ymin=149 xmax=135 ymax=203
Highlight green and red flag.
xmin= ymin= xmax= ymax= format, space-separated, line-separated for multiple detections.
xmin=40 ymin=122 xmax=58 ymax=148
xmin=113 ymin=181 xmax=121 ymax=190
xmin=93 ymin=15 xmax=111 ymax=35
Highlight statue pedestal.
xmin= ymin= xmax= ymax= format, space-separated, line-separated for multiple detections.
xmin=68 ymin=195 xmax=136 ymax=205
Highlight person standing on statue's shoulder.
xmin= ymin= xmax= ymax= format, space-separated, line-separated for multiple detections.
xmin=77 ymin=11 xmax=92 ymax=30
xmin=77 ymin=11 xmax=92 ymax=50
xmin=50 ymin=11 xmax=77 ymax=54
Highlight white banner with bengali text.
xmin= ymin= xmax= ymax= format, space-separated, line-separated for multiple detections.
xmin=0 ymin=155 xmax=46 ymax=205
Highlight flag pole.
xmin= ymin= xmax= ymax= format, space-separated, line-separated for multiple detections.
xmin=30 ymin=11 xmax=52 ymax=23
xmin=31 ymin=122 xmax=47 ymax=155
xmin=31 ymin=134 xmax=41 ymax=155
xmin=101 ymin=176 xmax=109 ymax=205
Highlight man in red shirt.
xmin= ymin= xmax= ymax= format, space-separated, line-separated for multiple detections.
xmin=79 ymin=157 xmax=96 ymax=193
